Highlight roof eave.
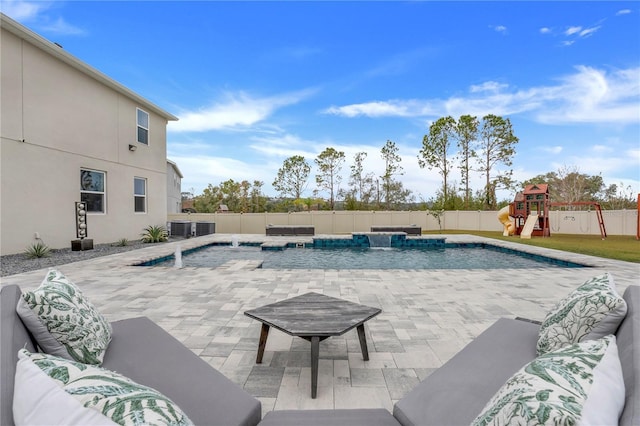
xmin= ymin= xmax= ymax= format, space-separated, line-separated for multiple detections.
xmin=1 ymin=13 xmax=178 ymax=122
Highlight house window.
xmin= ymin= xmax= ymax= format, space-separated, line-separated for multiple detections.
xmin=134 ymin=177 xmax=147 ymax=213
xmin=80 ymin=169 xmax=105 ymax=213
xmin=137 ymin=108 xmax=149 ymax=145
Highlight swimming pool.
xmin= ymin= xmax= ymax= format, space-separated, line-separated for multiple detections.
xmin=143 ymin=244 xmax=586 ymax=270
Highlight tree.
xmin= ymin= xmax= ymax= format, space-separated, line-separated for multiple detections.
xmin=455 ymin=115 xmax=478 ymax=208
xmin=476 ymin=114 xmax=518 ymax=210
xmin=553 ymin=165 xmax=604 ymax=204
xmin=218 ymin=179 xmax=242 ymax=211
xmin=347 ymin=151 xmax=377 ymax=209
xmin=249 ymin=180 xmax=267 ymax=212
xmin=192 ymin=180 xmax=266 ymax=212
xmin=524 ymin=167 xmax=599 ymax=204
xmin=418 ymin=116 xmax=456 ymax=209
xmin=193 ymin=183 xmax=223 ymax=212
xmin=315 ymin=147 xmax=345 ymax=210
xmin=381 ymin=140 xmax=411 ymax=209
xmin=272 ymin=155 xmax=311 ymax=200
xmin=602 ymin=182 xmax=636 ymax=209
xmin=349 ymin=152 xmax=367 ymax=204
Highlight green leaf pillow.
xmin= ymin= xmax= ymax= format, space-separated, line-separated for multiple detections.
xmin=14 ymin=349 xmax=194 ymax=426
xmin=472 ymin=335 xmax=625 ymax=426
xmin=16 ymin=268 xmax=112 ymax=365
xmin=536 ymin=272 xmax=627 ymax=355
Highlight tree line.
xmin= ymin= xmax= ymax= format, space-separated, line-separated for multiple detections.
xmin=184 ymin=114 xmax=636 ymax=212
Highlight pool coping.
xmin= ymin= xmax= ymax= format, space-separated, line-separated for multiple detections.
xmin=119 ymin=233 xmax=622 ymax=270
xmin=134 ymin=237 xmax=590 ymax=269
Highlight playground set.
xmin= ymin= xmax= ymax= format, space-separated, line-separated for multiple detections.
xmin=497 ymin=184 xmax=610 ymax=239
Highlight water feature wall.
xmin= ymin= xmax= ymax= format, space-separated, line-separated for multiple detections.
xmin=312 ymin=233 xmax=445 ymax=249
xmin=367 ymin=233 xmax=392 ymax=248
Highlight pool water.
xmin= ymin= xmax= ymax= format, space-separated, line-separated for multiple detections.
xmin=149 ymin=245 xmax=583 ymax=269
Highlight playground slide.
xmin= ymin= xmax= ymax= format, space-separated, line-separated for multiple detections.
xmin=520 ymin=214 xmax=538 ymax=239
xmin=497 ymin=206 xmax=515 ymax=236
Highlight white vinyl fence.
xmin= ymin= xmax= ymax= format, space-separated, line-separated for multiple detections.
xmin=167 ymin=209 xmax=638 ymax=237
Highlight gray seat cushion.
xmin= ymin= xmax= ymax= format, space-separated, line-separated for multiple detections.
xmin=1 ymin=285 xmax=37 ymax=426
xmin=102 ymin=317 xmax=261 ymax=426
xmin=259 ymin=409 xmax=401 ymax=426
xmin=393 ymin=317 xmax=540 ymax=426
xmin=618 ymin=285 xmax=639 ymax=426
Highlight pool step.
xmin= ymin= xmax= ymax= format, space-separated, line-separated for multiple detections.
xmin=260 ymin=242 xmax=289 ymax=251
xmin=218 ymin=259 xmax=263 ymax=271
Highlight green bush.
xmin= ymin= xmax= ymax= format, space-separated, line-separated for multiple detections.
xmin=140 ymin=225 xmax=168 ymax=243
xmin=25 ymin=241 xmax=51 ymax=258
xmin=113 ymin=238 xmax=129 ymax=247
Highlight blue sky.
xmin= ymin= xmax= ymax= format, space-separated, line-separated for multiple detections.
xmin=3 ymin=1 xmax=639 ymax=202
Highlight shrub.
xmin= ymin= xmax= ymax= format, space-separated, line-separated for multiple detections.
xmin=141 ymin=225 xmax=168 ymax=243
xmin=25 ymin=241 xmax=51 ymax=258
xmin=113 ymin=238 xmax=129 ymax=247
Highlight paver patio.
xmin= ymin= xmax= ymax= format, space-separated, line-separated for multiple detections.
xmin=2 ymin=234 xmax=637 ymax=417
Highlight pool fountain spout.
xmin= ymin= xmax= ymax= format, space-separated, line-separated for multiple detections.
xmin=174 ymin=245 xmax=183 ymax=269
xmin=367 ymin=233 xmax=392 ymax=248
xmin=231 ymin=235 xmax=239 ymax=248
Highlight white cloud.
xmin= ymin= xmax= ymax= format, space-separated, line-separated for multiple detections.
xmin=565 ymin=26 xmax=582 ymax=36
xmin=542 ymin=146 xmax=563 ymax=154
xmin=492 ymin=25 xmax=507 ymax=34
xmin=324 ymin=65 xmax=640 ymax=126
xmin=1 ymin=1 xmax=85 ymax=35
xmin=248 ymin=133 xmax=318 ymax=159
xmin=169 ymin=89 xmax=316 ymax=133
xmin=324 ymin=100 xmax=434 ymax=118
xmin=592 ymin=145 xmax=613 ymax=153
xmin=539 ymin=27 xmax=552 ymax=34
xmin=579 ymin=26 xmax=601 ymax=38
xmin=470 ymin=81 xmax=508 ymax=93
xmin=40 ymin=17 xmax=85 ymax=36
xmin=536 ymin=66 xmax=640 ymax=124
xmin=0 ymin=0 xmax=45 ymax=20
xmin=616 ymin=9 xmax=631 ymax=16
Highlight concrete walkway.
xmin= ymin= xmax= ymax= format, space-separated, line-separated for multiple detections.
xmin=2 ymin=234 xmax=638 ymax=417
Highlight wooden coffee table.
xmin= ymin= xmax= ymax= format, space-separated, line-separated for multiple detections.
xmin=244 ymin=292 xmax=382 ymax=398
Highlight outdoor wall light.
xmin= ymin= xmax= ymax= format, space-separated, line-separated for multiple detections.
xmin=129 ymin=144 xmax=137 ymax=152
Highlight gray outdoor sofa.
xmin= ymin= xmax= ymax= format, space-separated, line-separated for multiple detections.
xmin=259 ymin=284 xmax=639 ymax=426
xmin=0 ymin=284 xmax=262 ymax=426
xmin=2 ymin=283 xmax=638 ymax=425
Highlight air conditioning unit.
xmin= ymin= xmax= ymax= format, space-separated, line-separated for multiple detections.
xmin=195 ymin=222 xmax=215 ymax=236
xmin=170 ymin=221 xmax=192 ymax=237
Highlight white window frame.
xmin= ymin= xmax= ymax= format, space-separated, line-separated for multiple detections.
xmin=136 ymin=108 xmax=149 ymax=145
xmin=80 ymin=168 xmax=106 ymax=214
xmin=134 ymin=177 xmax=147 ymax=213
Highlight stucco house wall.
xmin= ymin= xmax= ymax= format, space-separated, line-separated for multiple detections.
xmin=0 ymin=14 xmax=178 ymax=255
xmin=166 ymin=160 xmax=183 ymax=214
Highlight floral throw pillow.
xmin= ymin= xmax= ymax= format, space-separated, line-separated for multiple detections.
xmin=14 ymin=349 xmax=194 ymax=426
xmin=16 ymin=268 xmax=112 ymax=365
xmin=536 ymin=272 xmax=627 ymax=355
xmin=472 ymin=335 xmax=625 ymax=426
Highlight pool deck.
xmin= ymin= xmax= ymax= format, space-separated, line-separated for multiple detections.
xmin=2 ymin=234 xmax=638 ymax=416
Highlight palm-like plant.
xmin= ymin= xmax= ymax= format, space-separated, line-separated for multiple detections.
xmin=25 ymin=241 xmax=51 ymax=258
xmin=140 ymin=225 xmax=168 ymax=243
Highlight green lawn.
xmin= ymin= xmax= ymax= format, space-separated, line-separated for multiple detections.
xmin=425 ymin=230 xmax=640 ymax=263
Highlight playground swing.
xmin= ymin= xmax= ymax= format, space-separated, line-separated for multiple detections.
xmin=498 ymin=183 xmax=607 ymax=239
xmin=550 ymin=210 xmax=561 ymax=232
